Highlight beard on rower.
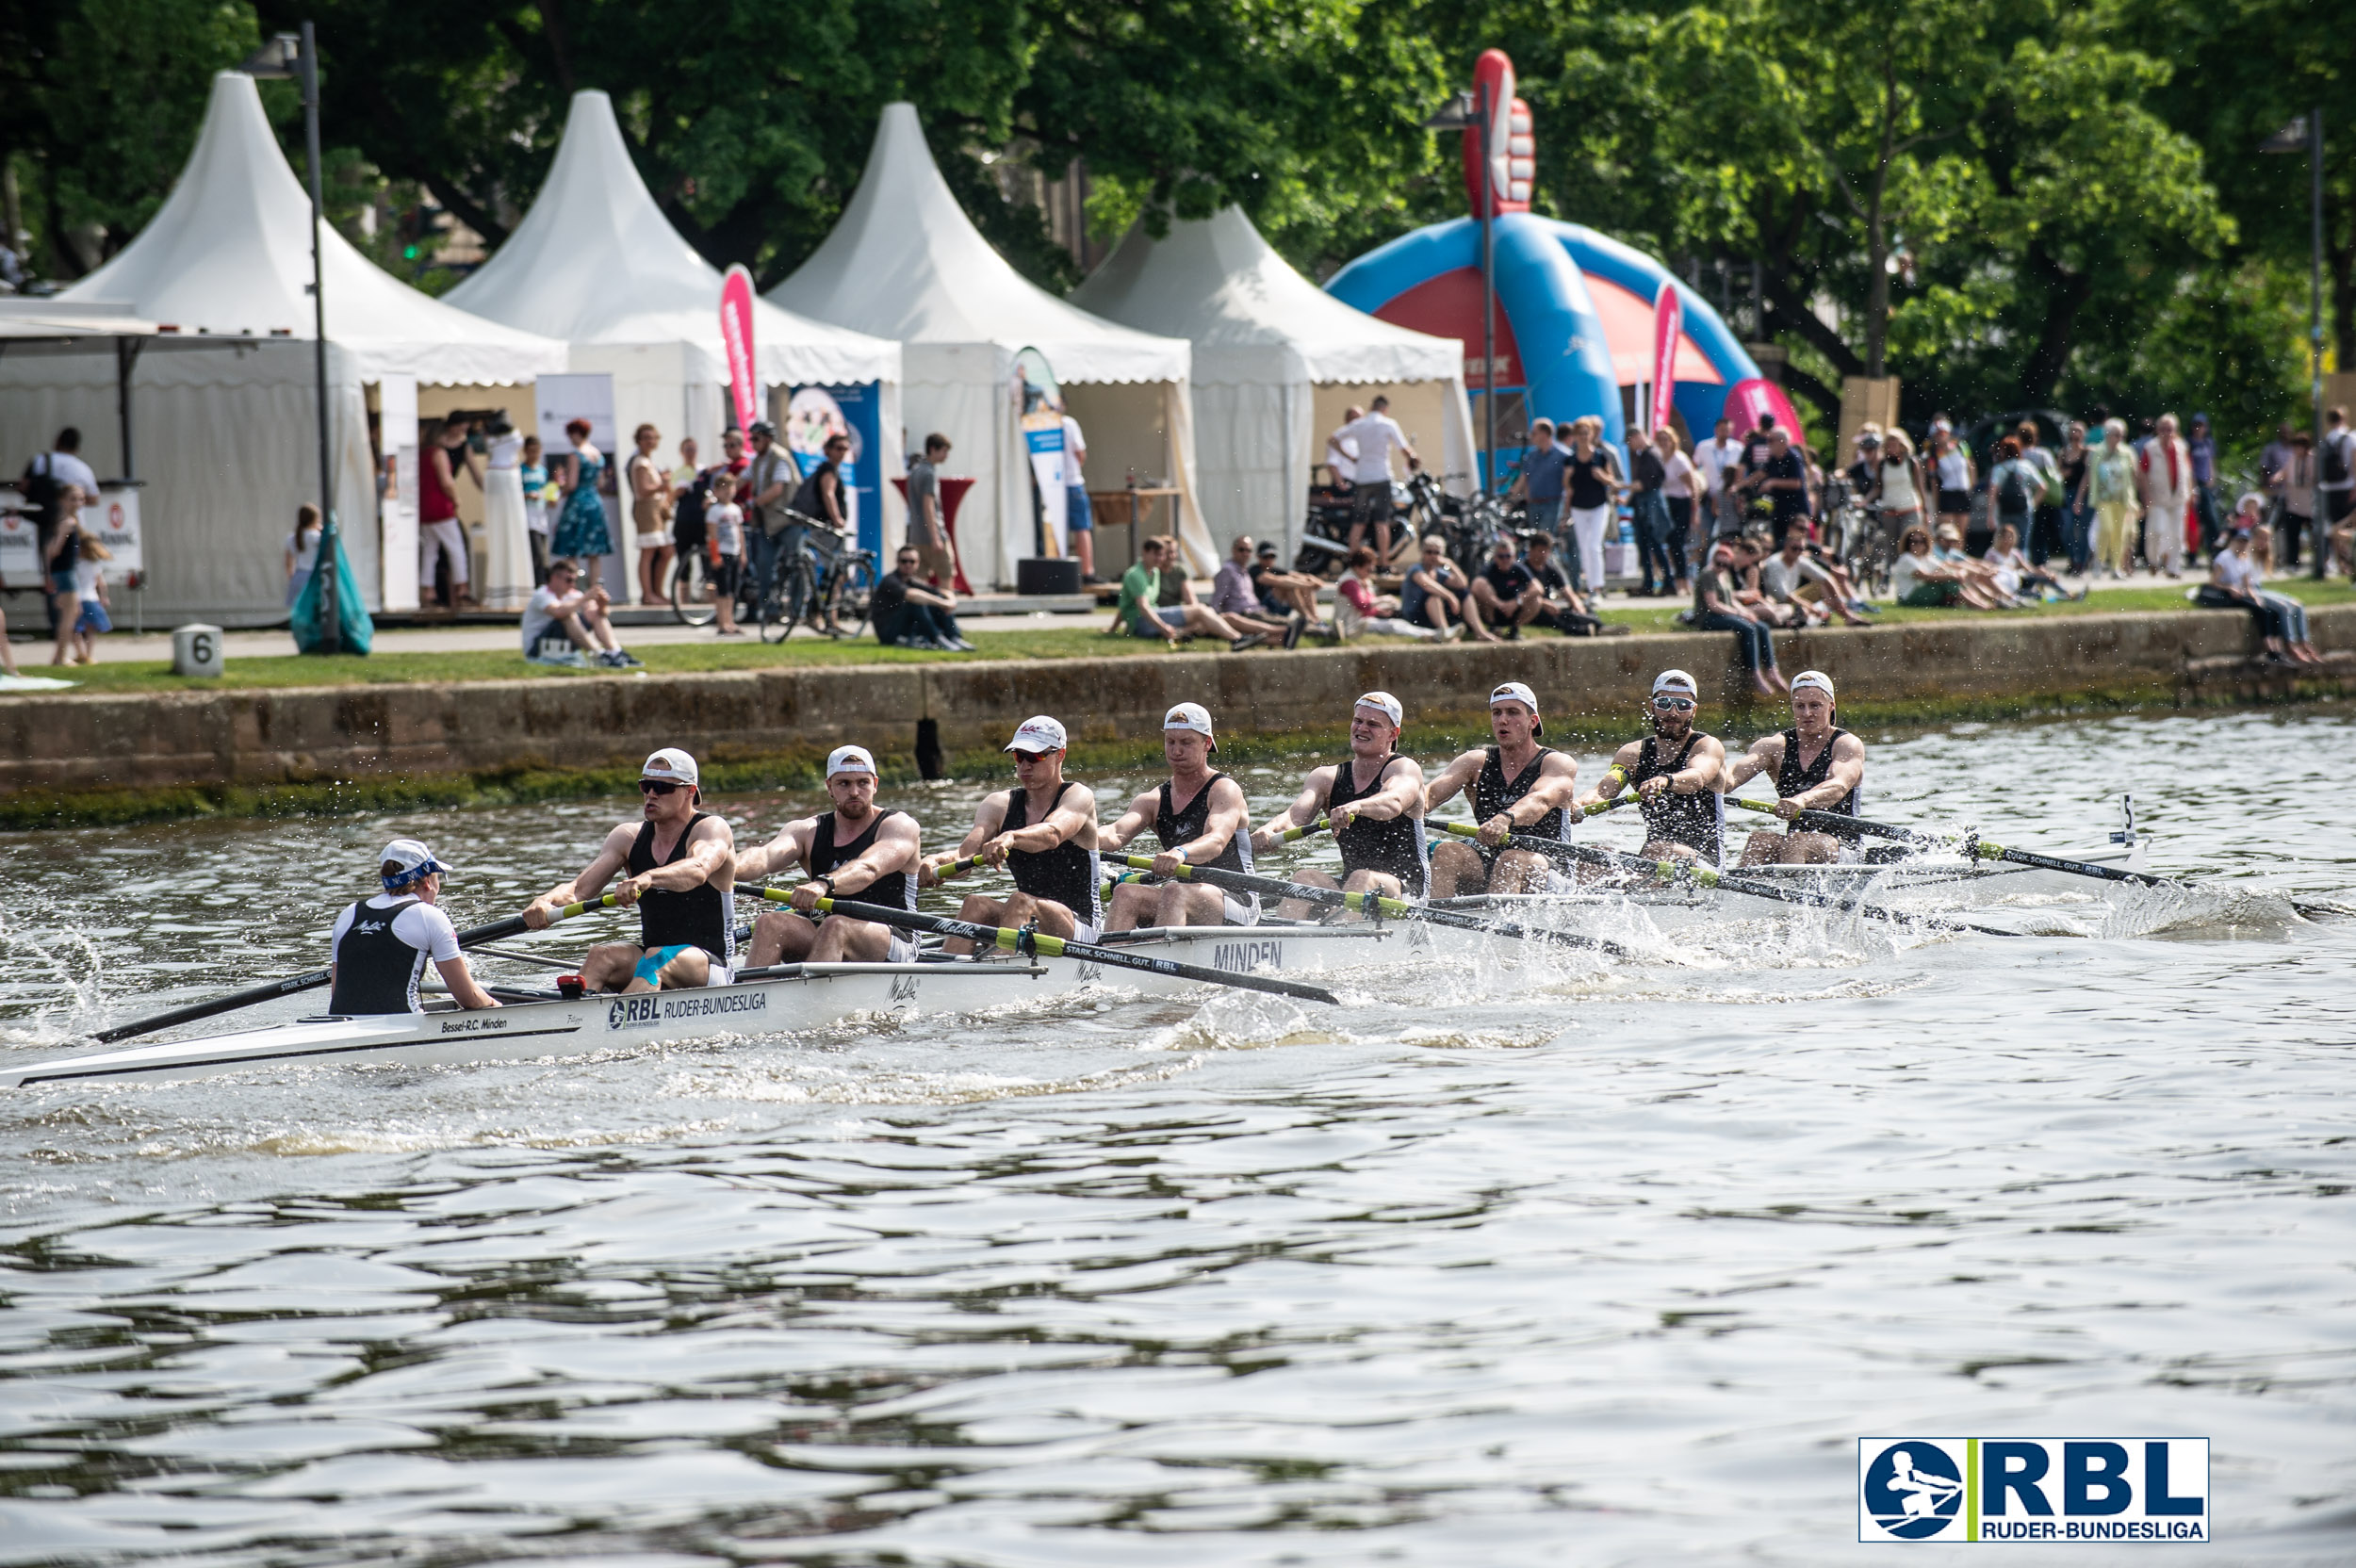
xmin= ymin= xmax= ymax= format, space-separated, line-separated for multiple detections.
xmin=1577 ymin=671 xmax=1727 ymax=874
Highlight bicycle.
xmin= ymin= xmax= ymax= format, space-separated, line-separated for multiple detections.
xmin=667 ymin=547 xmax=720 ymax=627
xmin=744 ymin=514 xmax=880 ymax=644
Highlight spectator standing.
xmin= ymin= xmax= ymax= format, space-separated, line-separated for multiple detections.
xmin=519 ymin=435 xmax=553 ymax=586
xmin=1336 ymin=397 xmax=1418 ymax=563
xmin=670 ymin=437 xmax=700 ymax=497
xmin=790 ymin=432 xmax=857 ymax=638
xmin=420 ymin=417 xmax=482 ymax=611
xmin=2018 ymin=422 xmax=2065 ymax=565
xmin=1562 ymin=416 xmax=1624 ymax=596
xmin=1692 ymin=537 xmax=1786 ymax=696
xmin=1873 ymin=430 xmax=1924 ymax=553
xmin=905 ymin=433 xmax=956 ymax=585
xmin=2259 ymin=421 xmax=2296 ymax=542
xmin=2273 ymin=433 xmax=2315 ymax=573
xmin=2058 ymin=422 xmax=2092 ymax=576
xmin=2136 ymin=413 xmax=2194 ymax=578
xmin=703 ymin=472 xmax=745 ymax=637
xmin=1512 ymin=417 xmax=1569 ymax=541
xmin=2186 ymin=415 xmax=2219 ymax=561
xmin=479 ymin=418 xmax=532 ymax=612
xmin=2080 ymin=418 xmax=2139 ymax=577
xmin=1929 ymin=427 xmax=1973 ymax=545
xmin=874 ymin=545 xmax=973 ymax=650
xmin=550 ymin=419 xmax=612 ymax=597
xmin=669 ymin=439 xmax=710 ymax=571
xmin=1693 ymin=416 xmax=1742 ymax=541
xmin=743 ymin=420 xmax=796 ymax=605
xmin=20 ymin=428 xmax=98 ymax=584
xmin=1060 ymin=410 xmax=1097 ymax=584
xmin=41 ymin=484 xmax=89 ymax=663
xmin=1324 ymin=406 xmax=1363 ymax=485
xmin=1987 ymin=435 xmax=2037 ymax=559
xmin=1658 ymin=427 xmax=1699 ymax=585
xmin=2319 ymin=406 xmax=2354 ymax=573
xmin=625 ymin=423 xmax=672 ymax=608
xmin=285 ymin=502 xmax=322 ymax=609
xmin=64 ymin=530 xmax=111 ymax=663
xmin=1756 ymin=427 xmax=1810 ymax=541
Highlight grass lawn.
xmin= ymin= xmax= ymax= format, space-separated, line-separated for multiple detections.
xmin=12 ymin=580 xmax=2350 ymax=698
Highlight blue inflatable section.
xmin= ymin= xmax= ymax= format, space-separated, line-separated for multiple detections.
xmin=1539 ymin=220 xmax=1758 ymax=442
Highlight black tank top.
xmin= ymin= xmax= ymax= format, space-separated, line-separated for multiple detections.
xmin=1154 ymin=774 xmax=1254 ymax=874
xmin=790 ymin=459 xmax=841 ymax=524
xmin=1328 ymin=755 xmax=1428 ymax=895
xmin=1775 ymin=727 xmax=1858 ymax=817
xmin=329 ymin=896 xmax=426 ymax=1014
xmin=1634 ymin=731 xmax=1725 ymax=866
xmin=630 ymin=812 xmax=732 ymax=960
xmin=1005 ymin=781 xmax=1103 ymax=927
xmin=1474 ymin=745 xmax=1567 ymax=841
xmin=811 ymin=808 xmax=914 ymax=911
xmin=1567 ymin=449 xmax=1613 ymax=509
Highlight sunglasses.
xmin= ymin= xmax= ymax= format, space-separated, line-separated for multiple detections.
xmin=1652 ymin=696 xmax=1696 ymax=712
xmin=638 ymin=778 xmax=684 ymax=795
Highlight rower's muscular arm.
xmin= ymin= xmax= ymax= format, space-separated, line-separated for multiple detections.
xmin=1182 ymin=777 xmax=1250 ymax=865
xmin=627 ymin=817 xmax=734 ymax=898
xmin=1724 ymin=733 xmax=1785 ymax=792
xmin=1254 ymin=769 xmax=1334 ymax=850
xmin=1792 ymin=735 xmax=1867 ymax=810
xmin=733 ymin=820 xmax=813 ymax=885
xmin=1423 ymin=749 xmax=1487 ymax=814
xmin=1509 ymin=752 xmax=1580 ymax=824
xmin=924 ymin=792 xmax=1009 ymax=884
xmin=1579 ymin=743 xmax=1644 ymax=811
xmin=523 ymin=824 xmax=634 ymax=926
xmin=1341 ymin=758 xmax=1425 ymax=824
xmin=1100 ymin=789 xmax=1161 ymax=854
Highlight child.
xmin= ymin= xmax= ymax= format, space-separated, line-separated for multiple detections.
xmin=519 ymin=434 xmax=554 ymax=586
xmin=70 ymin=531 xmax=113 ymax=662
xmin=705 ymin=470 xmax=744 ymax=636
xmin=1983 ymin=522 xmax=2079 ymax=604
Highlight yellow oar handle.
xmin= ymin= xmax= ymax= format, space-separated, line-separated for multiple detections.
xmin=549 ymin=892 xmax=622 ymax=923
xmin=792 ymin=891 xmax=1067 ymax=957
xmin=1274 ymin=816 xmax=1333 ymax=844
xmin=1340 ymin=890 xmax=1413 ymax=919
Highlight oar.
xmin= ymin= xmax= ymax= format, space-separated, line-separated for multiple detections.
xmin=1110 ymin=853 xmax=1642 ymax=960
xmin=90 ymin=893 xmax=626 ymax=1044
xmin=734 ymin=887 xmax=1339 ymax=1004
xmin=1432 ymin=821 xmax=2021 ymax=938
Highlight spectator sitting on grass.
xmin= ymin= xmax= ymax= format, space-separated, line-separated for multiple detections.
xmin=1248 ymin=540 xmax=1334 ymax=641
xmin=1522 ymin=532 xmax=1617 ymax=636
xmin=1116 ymin=535 xmax=1266 ymax=651
xmin=1334 ymin=547 xmax=1442 ymax=641
xmin=1890 ymin=525 xmax=2000 ymax=611
xmin=1934 ymin=522 xmax=2011 ymax=599
xmin=2199 ymin=521 xmax=2320 ymax=664
xmin=1693 ymin=537 xmax=1788 ymax=696
xmin=1759 ymin=524 xmax=1870 ymax=627
xmin=874 ymin=546 xmax=973 ymax=651
xmin=1210 ymin=534 xmax=1301 ymax=645
xmin=1470 ymin=534 xmax=1545 ymax=638
xmin=1984 ymin=522 xmax=2080 ymax=604
xmin=522 ymin=557 xmax=640 ymax=667
xmin=1399 ymin=534 xmax=1481 ymax=642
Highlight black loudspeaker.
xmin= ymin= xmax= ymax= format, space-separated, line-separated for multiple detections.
xmin=1016 ymin=557 xmax=1082 ymax=595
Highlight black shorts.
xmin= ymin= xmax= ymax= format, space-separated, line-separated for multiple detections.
xmin=1350 ymin=483 xmax=1393 ymax=530
xmin=1937 ymin=488 xmax=1970 ymax=514
xmin=712 ymin=556 xmax=742 ymax=595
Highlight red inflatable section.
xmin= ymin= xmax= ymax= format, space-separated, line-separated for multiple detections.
xmin=1460 ymin=50 xmax=1532 ymax=217
xmin=1724 ymin=378 xmax=1805 ymax=442
xmin=1378 ymin=267 xmax=1525 ymax=385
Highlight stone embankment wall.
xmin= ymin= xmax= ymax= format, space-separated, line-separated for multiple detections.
xmin=3 ymin=607 xmax=2348 ymax=809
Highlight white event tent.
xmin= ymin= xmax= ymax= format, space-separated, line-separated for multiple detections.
xmin=446 ymin=90 xmax=904 ymax=543
xmin=769 ymin=103 xmax=1213 ymax=582
xmin=1073 ymin=205 xmax=1475 ymax=564
xmin=0 ymin=72 xmax=566 ymax=625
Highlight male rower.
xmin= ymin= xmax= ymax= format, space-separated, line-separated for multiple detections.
xmin=1725 ymin=669 xmax=1867 ymax=865
xmin=920 ymin=714 xmax=1102 ymax=952
xmin=1423 ymin=682 xmax=1579 ymax=897
xmin=522 ymin=749 xmax=736 ymax=991
xmin=1254 ymin=691 xmax=1427 ymax=919
xmin=1101 ymin=703 xmax=1260 ymax=931
xmin=738 ymin=744 xmax=924 ymax=963
xmin=1579 ymin=669 xmax=1728 ymax=868
xmin=328 ymin=839 xmax=499 ymax=1014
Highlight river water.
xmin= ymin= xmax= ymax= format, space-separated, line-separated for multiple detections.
xmin=1 ymin=710 xmax=2352 ymax=1566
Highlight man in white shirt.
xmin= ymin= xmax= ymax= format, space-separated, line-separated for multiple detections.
xmin=1337 ymin=397 xmax=1418 ymax=563
xmin=522 ymin=556 xmax=637 ymax=668
xmin=1324 ymin=406 xmax=1364 ymax=485
xmin=1693 ymin=416 xmax=1743 ymax=539
xmin=1059 ymin=411 xmax=1097 ymax=583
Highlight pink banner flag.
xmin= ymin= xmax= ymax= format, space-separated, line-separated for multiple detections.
xmin=720 ymin=264 xmax=758 ymax=433
xmin=1650 ymin=287 xmax=1681 ymax=433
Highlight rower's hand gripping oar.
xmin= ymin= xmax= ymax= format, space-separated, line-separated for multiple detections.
xmin=89 ymin=893 xmax=627 ymax=1044
xmin=1433 ymin=821 xmax=2021 ymax=939
xmin=1112 ymin=853 xmax=1642 ymax=960
xmin=734 ymin=887 xmax=1339 ymax=1005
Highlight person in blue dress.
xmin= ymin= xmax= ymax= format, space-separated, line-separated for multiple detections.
xmin=551 ymin=418 xmax=613 ymax=590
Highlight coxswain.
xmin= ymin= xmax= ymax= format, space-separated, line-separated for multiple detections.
xmin=522 ymin=749 xmax=736 ymax=991
xmin=1725 ymin=670 xmax=1867 ymax=865
xmin=1254 ymin=691 xmax=1427 ymax=919
xmin=1101 ymin=703 xmax=1260 ymax=930
xmin=1580 ymin=669 xmax=1728 ymax=868
xmin=920 ymin=714 xmax=1103 ymax=951
xmin=328 ymin=839 xmax=499 ymax=1014
xmin=738 ymin=745 xmax=923 ymax=963
xmin=1423 ymin=681 xmax=1579 ymax=897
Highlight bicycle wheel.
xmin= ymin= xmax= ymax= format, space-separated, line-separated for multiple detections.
xmin=669 ymin=552 xmax=717 ymax=627
xmin=834 ymin=553 xmax=879 ymax=642
xmin=763 ymin=559 xmax=813 ymax=644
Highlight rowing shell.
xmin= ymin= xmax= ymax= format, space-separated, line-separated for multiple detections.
xmin=3 ymin=920 xmax=1600 ymax=1090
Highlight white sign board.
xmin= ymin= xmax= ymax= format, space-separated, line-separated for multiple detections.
xmin=0 ymin=484 xmax=140 ymax=586
xmin=0 ymin=490 xmax=36 ymax=587
xmin=535 ymin=372 xmax=616 ymax=452
xmin=378 ymin=373 xmax=420 ymax=612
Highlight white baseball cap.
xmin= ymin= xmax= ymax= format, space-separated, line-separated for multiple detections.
xmin=826 ymin=743 xmax=877 ymax=778
xmin=1489 ymin=681 xmax=1542 ymax=734
xmin=1651 ymin=669 xmax=1698 ymax=697
xmin=1354 ymin=691 xmax=1404 ymax=727
xmin=1791 ymin=669 xmax=1836 ymax=702
xmin=1164 ymin=702 xmax=1215 ymax=744
xmin=641 ymin=748 xmax=699 ymax=786
xmin=1004 ymin=715 xmax=1068 ymax=753
xmin=379 ymin=838 xmax=451 ymax=890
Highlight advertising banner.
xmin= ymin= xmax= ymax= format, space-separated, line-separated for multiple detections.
xmin=721 ymin=265 xmax=759 ymax=435
xmin=784 ymin=384 xmax=884 ymax=555
xmin=378 ymin=373 xmax=419 ymax=611
xmin=1651 ymin=288 xmax=1682 ymax=434
xmin=0 ymin=486 xmax=138 ymax=585
xmin=1014 ymin=348 xmax=1067 ymax=557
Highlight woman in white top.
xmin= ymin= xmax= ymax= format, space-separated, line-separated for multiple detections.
xmin=1658 ymin=428 xmax=1701 ymax=563
xmin=1930 ymin=429 xmax=1974 ymax=539
xmin=1873 ymin=430 xmax=1923 ymax=549
xmin=2198 ymin=518 xmax=2318 ymax=662
xmin=1982 ymin=522 xmax=2074 ymax=604
xmin=285 ymin=502 xmax=322 ymax=609
xmin=478 ymin=418 xmax=533 ymax=612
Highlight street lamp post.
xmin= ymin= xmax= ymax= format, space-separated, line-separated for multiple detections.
xmin=1424 ymin=87 xmax=1496 ymax=497
xmin=243 ymin=24 xmax=342 ymax=648
xmin=2263 ymin=107 xmax=2326 ymax=579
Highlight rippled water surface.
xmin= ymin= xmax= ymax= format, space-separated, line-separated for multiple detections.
xmin=3 ymin=710 xmax=2353 ymax=1566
